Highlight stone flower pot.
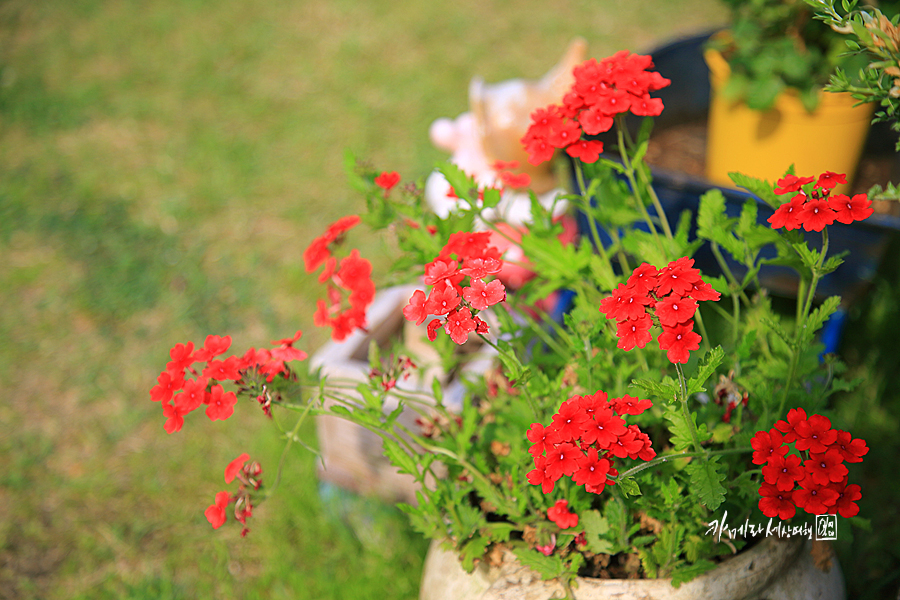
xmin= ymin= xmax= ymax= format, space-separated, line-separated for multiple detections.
xmin=419 ymin=536 xmax=845 ymax=600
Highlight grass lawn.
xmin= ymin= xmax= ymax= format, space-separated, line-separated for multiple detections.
xmin=3 ymin=0 xmax=897 ymax=598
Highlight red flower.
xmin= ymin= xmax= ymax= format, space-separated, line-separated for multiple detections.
xmin=548 ymin=120 xmax=583 ymax=149
xmin=150 ymin=370 xmax=184 ymax=404
xmin=463 ymin=278 xmax=506 ymax=311
xmin=625 ymin=262 xmax=659 ymax=295
xmin=794 ymin=413 xmax=837 ymax=453
xmin=655 ymin=257 xmax=701 ymax=297
xmin=423 ymin=258 xmax=459 ymax=286
xmin=374 ymin=171 xmax=401 ymax=192
xmin=166 ymin=342 xmax=195 ymax=375
xmin=629 ymin=93 xmax=664 ymax=116
xmin=527 ymin=455 xmax=558 ymax=494
xmin=551 ymin=398 xmax=591 ymax=442
xmin=606 ymin=427 xmax=644 ymax=459
xmin=758 ymin=482 xmax=797 ymax=519
xmin=403 ymin=289 xmax=429 ymax=326
xmin=444 ymin=307 xmax=477 ymax=345
xmin=565 ymin=139 xmax=604 ymax=163
xmin=804 ymin=449 xmax=848 ymax=486
xmin=225 ymin=453 xmax=251 ymax=483
xmin=202 ymin=356 xmax=243 ymax=381
xmin=426 ymin=282 xmax=461 ymax=316
xmin=775 ymin=174 xmax=814 ymax=194
xmin=194 ymin=335 xmax=232 ymax=362
xmin=579 ymin=405 xmax=626 ymax=448
xmin=815 ymin=171 xmax=847 ymax=190
xmin=270 ymin=330 xmax=308 ymax=363
xmin=205 ymin=385 xmax=238 ymax=421
xmin=827 ymin=481 xmax=862 ymax=518
xmin=793 ymin=477 xmax=840 ymax=515
xmin=527 ymin=106 xmax=564 ymax=138
xmin=831 ymin=430 xmax=868 ymax=463
xmin=547 ymin=499 xmax=579 ymax=529
xmin=578 ymin=106 xmax=614 ymax=135
xmin=750 ymin=428 xmax=788 ymax=465
xmin=767 ymin=194 xmax=806 ymax=231
xmin=173 ymin=377 xmax=209 ymax=412
xmin=544 ymin=442 xmax=582 ymax=480
xmin=426 ymin=318 xmax=442 ymax=342
xmin=657 ymin=320 xmax=701 ymax=364
xmin=205 ymin=491 xmax=230 ymax=529
xmin=762 ymin=453 xmax=805 ymax=491
xmin=828 ymin=193 xmax=873 ymax=224
xmin=459 ymin=257 xmax=502 ymax=279
xmin=774 ymin=407 xmax=808 ymax=443
xmin=798 ymin=199 xmax=836 ymax=232
xmin=523 ymin=133 xmax=555 ymax=166
xmin=162 ymin=402 xmax=188 ymax=434
xmin=615 ymin=314 xmax=653 ymax=351
xmin=527 ymin=423 xmax=562 ymax=457
xmin=597 ymin=89 xmax=632 ymax=115
xmin=611 ymin=395 xmax=652 ymax=416
xmin=654 ymin=294 xmax=697 ymax=327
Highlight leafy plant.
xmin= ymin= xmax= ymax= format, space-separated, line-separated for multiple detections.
xmin=149 ymin=50 xmax=872 ymax=597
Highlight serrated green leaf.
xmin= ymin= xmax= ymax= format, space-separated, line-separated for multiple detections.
xmin=512 ymin=547 xmax=565 ymax=580
xmin=685 ymin=455 xmax=727 ymax=511
xmin=727 ymin=172 xmax=780 ymax=208
xmin=459 ymin=536 xmax=490 ymax=572
xmin=696 ymin=190 xmax=743 ymax=260
xmin=382 ymin=437 xmax=419 ymax=477
xmin=670 ymin=560 xmax=718 ymax=587
xmin=803 ymin=296 xmax=842 ymax=343
xmin=631 ymin=376 xmax=678 ymax=403
xmin=685 ymin=346 xmax=725 ymax=396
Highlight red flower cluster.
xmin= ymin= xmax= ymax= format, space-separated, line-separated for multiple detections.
xmin=547 ymin=499 xmax=579 ymax=529
xmin=768 ymin=172 xmax=874 ymax=232
xmin=752 ymin=408 xmax=868 ymax=519
xmin=526 ymin=390 xmax=655 ymax=496
xmin=304 ymin=216 xmax=376 ymax=341
xmin=150 ymin=332 xmax=307 ymax=433
xmin=205 ymin=453 xmax=262 ymax=536
xmin=599 ymin=258 xmax=720 ymax=364
xmin=402 ymin=231 xmax=507 ymax=345
xmin=521 ymin=51 xmax=670 ymax=166
xmin=368 ymin=354 xmax=417 ymax=392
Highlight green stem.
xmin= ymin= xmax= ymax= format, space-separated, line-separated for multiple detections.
xmin=778 ymin=227 xmax=829 ymax=418
xmin=675 ymin=363 xmax=704 ymax=454
xmin=616 ymin=447 xmax=752 ymax=480
xmin=574 ymin=161 xmax=614 ymax=268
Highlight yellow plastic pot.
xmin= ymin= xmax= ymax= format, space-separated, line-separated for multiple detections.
xmin=705 ymin=47 xmax=874 ymax=193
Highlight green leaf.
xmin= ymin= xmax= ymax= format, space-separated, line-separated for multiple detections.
xmin=664 ymin=407 xmax=710 ymax=451
xmin=459 ymin=536 xmax=490 ymax=572
xmin=581 ymin=510 xmax=614 ymax=555
xmin=726 ymin=172 xmax=780 ymax=208
xmin=631 ymin=376 xmax=678 ymax=403
xmin=512 ymin=547 xmax=565 ymax=580
xmin=803 ymin=296 xmax=842 ymax=343
xmin=696 ymin=189 xmax=743 ymax=260
xmin=670 ymin=560 xmax=718 ymax=587
xmin=685 ymin=346 xmax=725 ymax=396
xmin=381 ymin=437 xmax=419 ymax=477
xmin=617 ymin=477 xmax=642 ymax=497
xmin=685 ymin=455 xmax=727 ymax=511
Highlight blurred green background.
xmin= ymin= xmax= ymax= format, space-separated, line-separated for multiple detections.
xmin=2 ymin=0 xmax=897 ymax=598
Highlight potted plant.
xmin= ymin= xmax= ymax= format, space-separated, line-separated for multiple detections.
xmin=705 ymin=0 xmax=878 ymax=191
xmin=149 ymin=50 xmax=871 ymax=599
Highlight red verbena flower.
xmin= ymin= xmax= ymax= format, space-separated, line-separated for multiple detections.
xmin=225 ymin=453 xmax=251 ymax=483
xmin=758 ymin=483 xmax=797 ymax=519
xmin=547 ymin=500 xmax=579 ymax=529
xmin=374 ymin=171 xmax=401 ymax=193
xmin=657 ymin=321 xmax=701 ymax=365
xmin=205 ymin=491 xmax=230 ymax=529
